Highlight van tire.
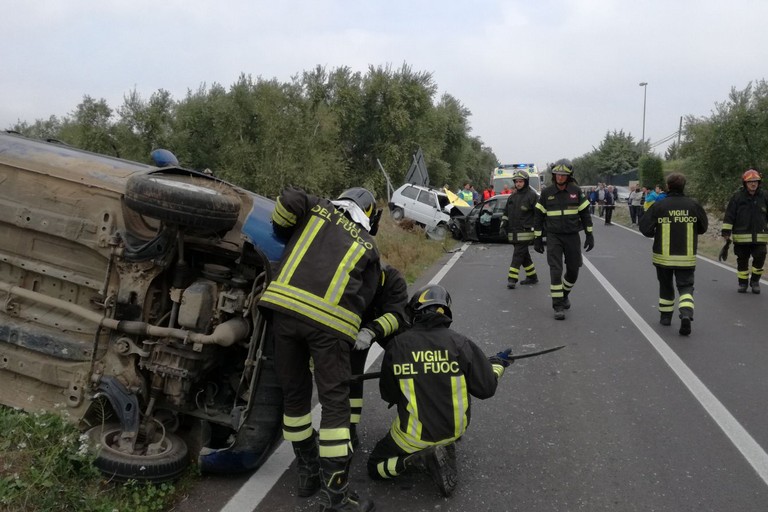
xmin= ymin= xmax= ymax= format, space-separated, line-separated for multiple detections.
xmin=391 ymin=207 xmax=404 ymax=221
xmin=125 ymin=173 xmax=241 ymax=231
xmin=86 ymin=423 xmax=189 ymax=482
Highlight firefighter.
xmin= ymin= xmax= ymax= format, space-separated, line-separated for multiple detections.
xmin=639 ymin=173 xmax=708 ymax=336
xmin=259 ymin=186 xmax=380 ymax=512
xmin=349 ymin=263 xmax=409 ymax=448
xmin=721 ymin=169 xmax=768 ymax=294
xmin=366 ymin=284 xmax=509 ymax=497
xmin=502 ymin=169 xmax=539 ymax=289
xmin=533 ymin=159 xmax=594 ymax=320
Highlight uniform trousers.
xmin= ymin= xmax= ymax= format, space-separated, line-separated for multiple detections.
xmin=546 ymin=232 xmax=582 ymax=308
xmin=733 ymin=243 xmax=767 ymax=284
xmin=273 ymin=311 xmax=351 ymax=455
xmin=655 ymin=267 xmax=695 ymax=319
xmin=508 ymin=240 xmax=536 ymax=282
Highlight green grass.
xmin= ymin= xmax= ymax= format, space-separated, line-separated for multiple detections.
xmin=0 ymin=405 xmax=192 ymax=512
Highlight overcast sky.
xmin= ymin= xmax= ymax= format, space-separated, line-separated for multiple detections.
xmin=2 ymin=0 xmax=766 ymax=170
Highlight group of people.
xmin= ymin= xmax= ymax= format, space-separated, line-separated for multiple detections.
xmin=501 ymin=159 xmax=594 ymax=320
xmin=260 ymin=164 xmax=767 ymax=510
xmin=260 ymin=186 xmax=510 ymax=510
xmin=587 ymin=183 xmax=616 ymax=224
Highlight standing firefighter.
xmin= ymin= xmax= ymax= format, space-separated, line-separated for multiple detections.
xmin=533 ymin=159 xmax=594 ymax=320
xmin=366 ymin=284 xmax=508 ymax=497
xmin=721 ymin=169 xmax=768 ymax=294
xmin=259 ymin=186 xmax=381 ymax=512
xmin=349 ymin=263 xmax=409 ymax=448
xmin=502 ymin=170 xmax=539 ymax=288
xmin=639 ymin=173 xmax=708 ymax=336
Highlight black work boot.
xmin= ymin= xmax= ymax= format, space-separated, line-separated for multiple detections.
xmin=520 ymin=276 xmax=539 ymax=285
xmin=507 ymin=279 xmax=517 ymax=289
xmin=293 ymin=435 xmax=320 ymax=497
xmin=562 ymin=291 xmax=571 ymax=310
xmin=318 ymin=456 xmax=375 ymax=511
xmin=738 ymin=282 xmax=748 ymax=293
xmin=553 ymin=307 xmax=565 ymax=320
xmin=424 ymin=445 xmax=458 ymax=497
xmin=679 ymin=315 xmax=692 ymax=336
xmin=659 ymin=312 xmax=673 ymax=326
xmin=751 ymin=281 xmax=761 ymax=294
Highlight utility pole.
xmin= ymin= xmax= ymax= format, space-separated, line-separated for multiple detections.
xmin=639 ymin=82 xmax=648 ymax=149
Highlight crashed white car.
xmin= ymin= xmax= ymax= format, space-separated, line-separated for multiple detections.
xmin=388 ymin=183 xmax=470 ymax=239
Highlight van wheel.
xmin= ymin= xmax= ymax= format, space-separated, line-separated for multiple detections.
xmin=426 ymin=223 xmax=448 ymax=240
xmin=86 ymin=423 xmax=189 ymax=483
xmin=125 ymin=174 xmax=241 ymax=231
xmin=391 ymin=207 xmax=404 ymax=221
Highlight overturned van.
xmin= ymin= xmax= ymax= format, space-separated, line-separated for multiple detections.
xmin=0 ymin=132 xmax=285 ymax=481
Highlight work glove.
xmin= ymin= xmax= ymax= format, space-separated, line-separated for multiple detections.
xmin=353 ymin=328 xmax=375 ymax=351
xmin=533 ymin=236 xmax=545 ymax=254
xmin=499 ymin=219 xmax=507 ymax=238
xmin=489 ymin=348 xmax=513 ymax=368
xmin=488 ymin=348 xmax=512 ymax=380
xmin=583 ymin=232 xmax=595 ymax=252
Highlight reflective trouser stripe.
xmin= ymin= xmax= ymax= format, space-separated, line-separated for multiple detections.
xmin=350 ymin=398 xmax=363 ymax=424
xmin=319 ymin=427 xmax=350 ymax=458
xmin=658 ymin=298 xmax=675 ymax=313
xmin=283 ymin=413 xmax=313 ymax=442
xmin=678 ymin=293 xmax=694 ymax=311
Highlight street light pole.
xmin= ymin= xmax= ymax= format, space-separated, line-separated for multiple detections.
xmin=639 ymin=82 xmax=648 ymax=147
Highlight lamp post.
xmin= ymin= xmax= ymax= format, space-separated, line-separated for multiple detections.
xmin=639 ymin=82 xmax=648 ymax=147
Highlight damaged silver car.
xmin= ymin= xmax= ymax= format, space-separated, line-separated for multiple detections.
xmin=0 ymin=132 xmax=286 ymax=482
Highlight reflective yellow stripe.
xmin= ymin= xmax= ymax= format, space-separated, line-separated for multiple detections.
xmin=545 ymin=209 xmax=580 ymax=216
xmin=721 ymin=223 xmax=733 ymax=230
xmin=738 ymin=270 xmax=749 ymax=279
xmin=678 ymin=293 xmax=694 ymax=310
xmin=326 ymin=242 xmax=366 ymax=304
xmin=350 ymin=398 xmax=363 ymax=408
xmin=652 ymin=254 xmax=696 ymax=267
xmin=508 ymin=268 xmax=520 ymax=279
xmin=261 ymin=282 xmax=361 ymax=338
xmin=536 ymin=203 xmax=547 ymax=214
xmin=283 ymin=413 xmax=313 ymax=441
xmin=516 ymin=232 xmax=535 ymax=241
xmin=319 ymin=428 xmax=349 ymax=442
xmin=661 ymin=223 xmax=670 ymax=256
xmin=492 ymin=364 xmax=505 ymax=379
xmin=686 ymin=223 xmax=693 ymax=256
xmin=284 ymin=413 xmax=312 ymax=427
xmin=319 ymin=443 xmax=349 ymax=458
xmin=280 ymin=216 xmax=324 ymax=283
xmin=578 ymin=199 xmax=590 ymax=211
xmin=272 ymin=197 xmax=297 ymax=227
xmin=375 ymin=313 xmax=399 ymax=336
xmin=451 ymin=375 xmax=467 ymax=438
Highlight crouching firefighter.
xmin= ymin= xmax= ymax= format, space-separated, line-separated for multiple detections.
xmin=259 ymin=186 xmax=382 ymax=511
xmin=366 ymin=284 xmax=509 ymax=497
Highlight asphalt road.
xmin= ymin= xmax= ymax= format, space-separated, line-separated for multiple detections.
xmin=176 ymin=218 xmax=768 ymax=512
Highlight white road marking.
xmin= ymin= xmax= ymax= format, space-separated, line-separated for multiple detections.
xmin=221 ymin=243 xmax=470 ymax=511
xmin=584 ymin=256 xmax=768 ymax=485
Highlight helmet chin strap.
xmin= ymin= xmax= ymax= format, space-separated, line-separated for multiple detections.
xmin=331 ymin=199 xmax=371 ymax=231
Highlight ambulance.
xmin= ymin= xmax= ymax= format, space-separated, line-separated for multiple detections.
xmin=491 ymin=163 xmax=542 ymax=195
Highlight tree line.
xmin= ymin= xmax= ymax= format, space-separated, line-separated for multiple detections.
xmin=568 ymin=80 xmax=768 ymax=211
xmin=9 ymin=67 xmax=767 ymax=211
xmin=9 ymin=64 xmax=497 ymax=201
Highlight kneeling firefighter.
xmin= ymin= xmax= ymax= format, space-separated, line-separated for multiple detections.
xmin=366 ymin=284 xmax=509 ymax=497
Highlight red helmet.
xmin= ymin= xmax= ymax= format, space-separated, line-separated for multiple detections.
xmin=742 ymin=169 xmax=761 ymax=183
